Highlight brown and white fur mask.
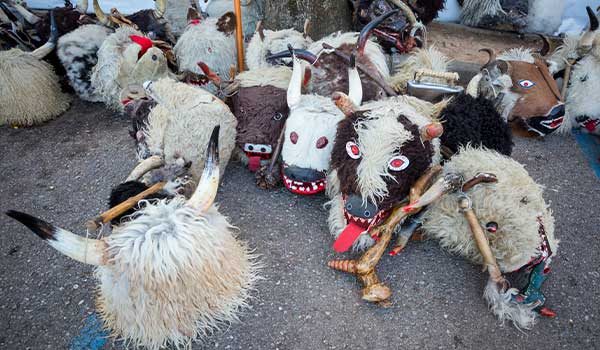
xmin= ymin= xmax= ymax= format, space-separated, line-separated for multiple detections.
xmin=326 ymin=69 xmax=442 ymax=252
xmin=467 ymin=47 xmax=565 ymax=137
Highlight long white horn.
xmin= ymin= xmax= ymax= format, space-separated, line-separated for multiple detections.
xmin=11 ymin=1 xmax=41 ymax=24
xmin=466 ymin=73 xmax=482 ymax=97
xmin=287 ymin=46 xmax=302 ymax=109
xmin=93 ymin=0 xmax=115 ymax=27
xmin=6 ymin=211 xmax=108 ymax=266
xmin=31 ymin=11 xmax=57 ymax=59
xmin=348 ymin=53 xmax=362 ymax=107
xmin=76 ymin=0 xmax=89 ymax=13
xmin=126 ymin=155 xmax=164 ymax=181
xmin=155 ymin=0 xmax=166 ymax=18
xmin=187 ymin=126 xmax=220 ymax=213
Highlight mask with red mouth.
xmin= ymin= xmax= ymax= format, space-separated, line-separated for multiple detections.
xmin=327 ymin=94 xmax=442 ymax=252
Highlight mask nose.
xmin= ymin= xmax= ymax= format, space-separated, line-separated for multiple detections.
xmin=548 ymin=103 xmax=565 ymax=118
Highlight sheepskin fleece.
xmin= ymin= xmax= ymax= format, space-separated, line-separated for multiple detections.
xmin=246 ymin=28 xmax=313 ymax=70
xmin=206 ymin=0 xmax=261 ymax=37
xmin=498 ymin=47 xmax=535 ymax=63
xmin=0 ymin=48 xmax=71 ymax=126
xmin=281 ymin=95 xmax=345 ymax=172
xmin=560 ymin=53 xmax=600 ymax=133
xmin=526 ymin=0 xmax=565 ymax=35
xmin=389 ymin=46 xmax=452 ymax=93
xmin=174 ymin=18 xmax=237 ymax=94
xmin=143 ymin=78 xmax=237 ymax=180
xmin=547 ymin=34 xmax=580 ymax=75
xmin=237 ymin=66 xmax=292 ymax=90
xmin=421 ymin=147 xmax=557 ymax=272
xmin=165 ymin=0 xmax=195 ymax=37
xmin=57 ymin=24 xmax=112 ymax=102
xmin=308 ymin=31 xmax=390 ymax=80
xmin=460 ymin=0 xmax=503 ymax=27
xmin=96 ymin=198 xmax=259 ymax=349
xmin=91 ymin=27 xmax=170 ymax=111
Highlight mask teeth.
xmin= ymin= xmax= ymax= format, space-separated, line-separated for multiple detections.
xmin=282 ymin=174 xmax=326 ymax=194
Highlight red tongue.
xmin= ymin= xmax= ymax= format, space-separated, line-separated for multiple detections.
xmin=248 ymin=156 xmax=261 ymax=172
xmin=333 ymin=222 xmax=365 ymax=253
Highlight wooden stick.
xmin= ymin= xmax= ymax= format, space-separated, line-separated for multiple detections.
xmin=85 ymin=182 xmax=166 ymax=231
xmin=561 ymin=60 xmax=573 ymax=101
xmin=233 ymin=0 xmax=245 ymax=72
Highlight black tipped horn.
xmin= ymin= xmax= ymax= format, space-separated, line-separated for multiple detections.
xmin=207 ymin=125 xmax=220 ymax=167
xmin=49 ymin=10 xmax=58 ymax=44
xmin=6 ymin=210 xmax=57 ymax=241
xmin=587 ymin=6 xmax=599 ymax=31
xmin=357 ymin=9 xmax=400 ymax=54
xmin=266 ymin=48 xmax=319 ymax=66
xmin=479 ymin=48 xmax=496 ymax=66
xmin=349 ymin=52 xmax=356 ymax=69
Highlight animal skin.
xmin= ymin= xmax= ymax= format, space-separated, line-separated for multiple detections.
xmin=246 ymin=26 xmax=313 ymax=70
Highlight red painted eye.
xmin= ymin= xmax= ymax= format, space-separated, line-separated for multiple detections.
xmin=388 ymin=155 xmax=409 ymax=171
xmin=346 ymin=141 xmax=361 ymax=159
xmin=290 ymin=131 xmax=298 ymax=144
xmin=316 ymin=137 xmax=328 ymax=149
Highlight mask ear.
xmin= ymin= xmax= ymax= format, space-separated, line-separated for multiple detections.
xmin=497 ymin=60 xmax=509 ymax=75
xmin=187 ymin=7 xmax=201 ymax=22
xmin=217 ymin=11 xmax=236 ymax=35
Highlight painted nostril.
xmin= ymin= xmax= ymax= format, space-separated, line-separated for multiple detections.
xmin=290 ymin=131 xmax=298 ymax=144
xmin=316 ymin=136 xmax=328 ymax=149
xmin=549 ymin=104 xmax=565 ymax=118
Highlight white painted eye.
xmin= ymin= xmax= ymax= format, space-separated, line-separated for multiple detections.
xmin=388 ymin=155 xmax=409 ymax=171
xmin=518 ymin=79 xmax=535 ymax=89
xmin=346 ymin=141 xmax=361 ymax=159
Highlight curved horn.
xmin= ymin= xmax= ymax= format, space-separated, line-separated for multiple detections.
xmin=11 ymin=1 xmax=41 ymax=24
xmin=402 ymin=173 xmax=463 ymax=212
xmin=76 ymin=0 xmax=88 ymax=13
xmin=587 ymin=6 xmax=599 ymax=31
xmin=266 ymin=48 xmax=319 ymax=66
xmin=388 ymin=0 xmax=418 ymax=26
xmin=287 ymin=45 xmax=303 ymax=109
xmin=125 ymin=155 xmax=165 ymax=181
xmin=155 ymin=0 xmax=166 ymax=18
xmin=303 ymin=18 xmax=310 ymax=38
xmin=479 ymin=48 xmax=496 ymax=66
xmin=357 ymin=9 xmax=400 ymax=54
xmin=536 ymin=34 xmax=552 ymax=56
xmin=255 ymin=20 xmax=265 ymax=41
xmin=466 ymin=73 xmax=482 ymax=97
xmin=461 ymin=172 xmax=497 ymax=192
xmin=31 ymin=11 xmax=57 ymax=59
xmin=187 ymin=126 xmax=220 ymax=213
xmin=347 ymin=53 xmax=362 ymax=107
xmin=6 ymin=210 xmax=108 ymax=265
xmin=93 ymin=0 xmax=115 ymax=27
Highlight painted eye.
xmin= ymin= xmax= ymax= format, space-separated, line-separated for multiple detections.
xmin=290 ymin=131 xmax=298 ymax=144
xmin=346 ymin=141 xmax=361 ymax=159
xmin=388 ymin=155 xmax=409 ymax=171
xmin=273 ymin=112 xmax=283 ymax=121
xmin=151 ymin=54 xmax=158 ymax=61
xmin=316 ymin=137 xmax=328 ymax=149
xmin=364 ymin=210 xmax=371 ymax=217
xmin=518 ymin=79 xmax=535 ymax=89
xmin=486 ymin=222 xmax=498 ymax=233
xmin=346 ymin=203 xmax=352 ymax=210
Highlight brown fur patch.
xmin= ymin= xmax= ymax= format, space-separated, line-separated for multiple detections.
xmin=217 ymin=12 xmax=237 ymax=36
xmin=509 ymin=59 xmax=562 ymax=119
xmin=233 ymin=85 xmax=288 ymax=147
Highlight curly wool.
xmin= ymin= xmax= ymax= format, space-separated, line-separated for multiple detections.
xmin=389 ymin=46 xmax=452 ymax=93
xmin=440 ymin=94 xmax=513 ymax=156
xmin=421 ymin=146 xmax=557 ymax=272
xmin=0 ymin=48 xmax=71 ymax=126
xmin=246 ymin=28 xmax=312 ymax=70
xmin=96 ymin=198 xmax=260 ymax=349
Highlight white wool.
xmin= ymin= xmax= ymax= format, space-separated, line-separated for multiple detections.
xmin=526 ymin=0 xmax=566 ymax=35
xmin=421 ymin=147 xmax=557 ymax=272
xmin=326 ymin=192 xmax=376 ymax=252
xmin=281 ymin=94 xmax=345 ymax=171
xmin=483 ymin=280 xmax=538 ymax=330
xmin=96 ymin=198 xmax=259 ymax=349
xmin=57 ymin=24 xmax=112 ymax=102
xmin=309 ymin=31 xmax=390 ymax=79
xmin=547 ymin=33 xmax=581 ymax=74
xmin=389 ymin=46 xmax=452 ymax=92
xmin=174 ymin=17 xmax=237 ymax=94
xmin=460 ymin=0 xmax=504 ymax=27
xmin=0 ymin=48 xmax=71 ymax=126
xmin=143 ymin=78 xmax=237 ymax=180
xmin=164 ymin=0 xmax=195 ymax=37
xmin=206 ymin=0 xmax=261 ymax=37
xmin=498 ymin=48 xmax=535 ymax=63
xmin=246 ymin=28 xmax=313 ymax=70
xmin=91 ymin=27 xmax=170 ymax=111
xmin=237 ymin=66 xmax=292 ymax=90
xmin=560 ymin=54 xmax=600 ymax=133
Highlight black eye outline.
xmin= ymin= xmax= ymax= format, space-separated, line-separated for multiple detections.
xmin=151 ymin=54 xmax=158 ymax=61
xmin=273 ymin=112 xmax=283 ymax=121
xmin=486 ymin=222 xmax=498 ymax=233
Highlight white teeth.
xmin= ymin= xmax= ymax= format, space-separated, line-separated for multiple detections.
xmin=291 ymin=186 xmax=297 ymax=190
xmin=312 ymin=184 xmax=318 ymax=190
xmin=299 ymin=187 xmax=305 ymax=192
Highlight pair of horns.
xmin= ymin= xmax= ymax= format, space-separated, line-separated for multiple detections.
xmin=94 ymin=0 xmax=166 ymax=28
xmin=7 ymin=125 xmax=221 ymax=266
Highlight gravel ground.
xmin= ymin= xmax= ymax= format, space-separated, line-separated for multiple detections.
xmin=0 ymin=98 xmax=599 ymax=350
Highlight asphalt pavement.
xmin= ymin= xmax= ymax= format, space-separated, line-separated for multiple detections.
xmin=0 ymin=99 xmax=599 ymax=349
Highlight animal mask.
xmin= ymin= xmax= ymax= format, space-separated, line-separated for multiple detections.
xmin=468 ymin=48 xmax=565 ymax=136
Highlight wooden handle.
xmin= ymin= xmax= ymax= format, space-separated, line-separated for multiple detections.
xmin=560 ymin=61 xmax=573 ymax=101
xmin=414 ymin=69 xmax=459 ymax=86
xmin=233 ymin=0 xmax=245 ymax=72
xmin=86 ymin=182 xmax=166 ymax=231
